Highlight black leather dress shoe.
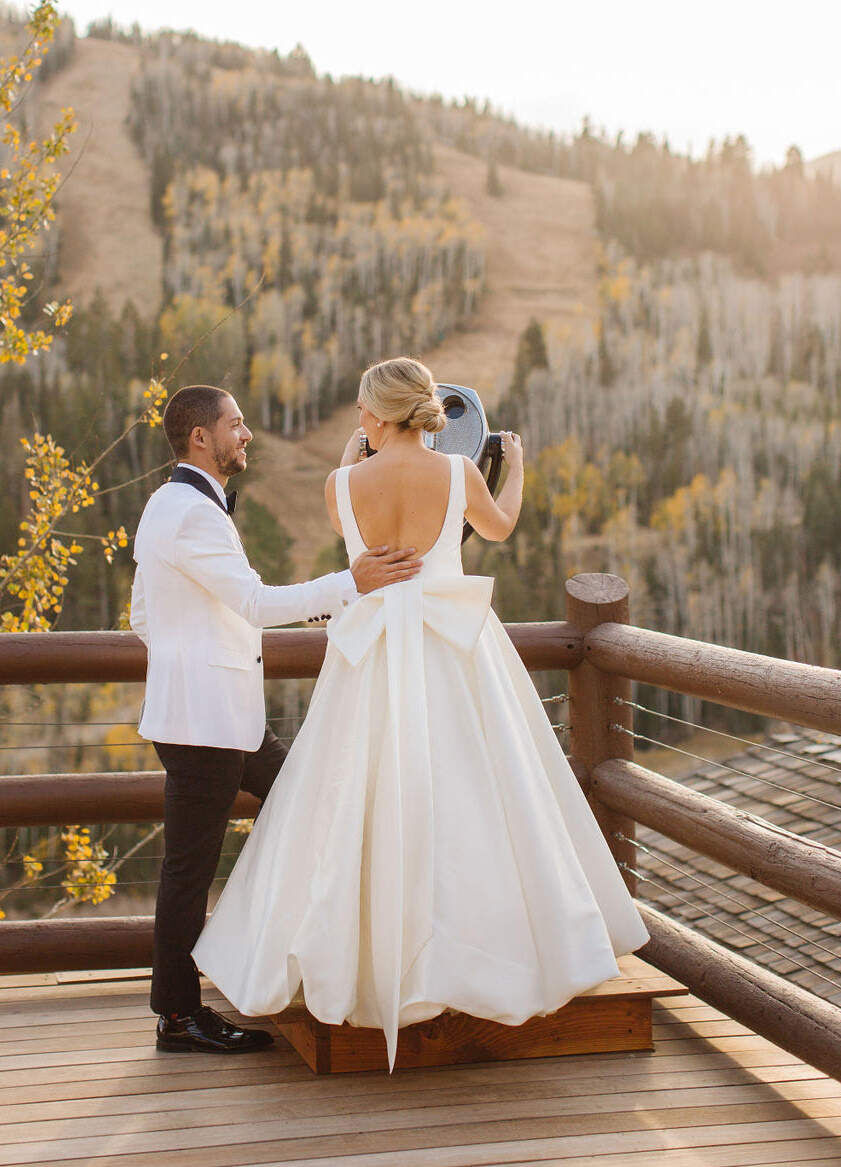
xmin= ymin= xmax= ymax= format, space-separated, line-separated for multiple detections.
xmin=156 ymin=1005 xmax=274 ymax=1053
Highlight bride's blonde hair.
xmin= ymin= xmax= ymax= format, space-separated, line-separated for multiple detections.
xmin=359 ymin=357 xmax=446 ymax=434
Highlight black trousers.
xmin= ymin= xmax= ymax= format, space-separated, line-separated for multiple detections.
xmin=150 ymin=726 xmax=287 ymax=1017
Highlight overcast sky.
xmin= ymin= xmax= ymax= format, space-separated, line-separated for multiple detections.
xmin=57 ymin=0 xmax=841 ymax=167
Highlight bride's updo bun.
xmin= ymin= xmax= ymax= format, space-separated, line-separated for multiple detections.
xmin=359 ymin=356 xmax=446 ymax=434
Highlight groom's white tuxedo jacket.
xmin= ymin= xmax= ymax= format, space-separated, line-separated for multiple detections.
xmin=130 ymin=471 xmax=357 ymax=751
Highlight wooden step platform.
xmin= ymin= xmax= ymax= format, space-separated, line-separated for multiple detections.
xmin=272 ymin=954 xmax=687 ymax=1074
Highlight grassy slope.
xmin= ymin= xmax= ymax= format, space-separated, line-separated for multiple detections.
xmin=37 ymin=38 xmax=163 ymax=312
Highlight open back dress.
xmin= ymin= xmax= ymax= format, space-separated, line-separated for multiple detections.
xmin=192 ymin=453 xmax=649 ymax=1069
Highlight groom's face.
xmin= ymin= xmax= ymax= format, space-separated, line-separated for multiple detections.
xmin=208 ymin=395 xmax=252 ymax=477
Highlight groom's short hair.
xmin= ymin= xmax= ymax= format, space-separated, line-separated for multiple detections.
xmin=163 ymin=385 xmax=232 ymax=458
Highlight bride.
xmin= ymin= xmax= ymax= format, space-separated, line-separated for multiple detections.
xmin=192 ymin=356 xmax=649 ymax=1070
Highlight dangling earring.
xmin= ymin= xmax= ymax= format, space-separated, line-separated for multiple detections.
xmin=377 ymin=421 xmax=383 ymax=428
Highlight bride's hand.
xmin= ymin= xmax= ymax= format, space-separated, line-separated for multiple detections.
xmin=501 ymin=431 xmax=524 ymax=471
xmin=340 ymin=427 xmax=367 ymax=467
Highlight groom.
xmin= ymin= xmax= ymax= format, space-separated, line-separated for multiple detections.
xmin=130 ymin=384 xmax=421 ymax=1053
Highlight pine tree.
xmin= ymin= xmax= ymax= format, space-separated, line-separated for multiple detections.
xmin=486 ymin=156 xmax=503 ymax=197
xmin=509 ymin=319 xmax=549 ymax=399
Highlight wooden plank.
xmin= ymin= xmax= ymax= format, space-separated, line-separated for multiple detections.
xmin=0 ymin=982 xmax=161 ymax=1009
xmin=0 ymin=1068 xmax=825 ymax=1120
xmin=11 ymin=1116 xmax=841 ymax=1167
xmin=572 ymin=953 xmax=686 ymax=998
xmin=3 ymin=1094 xmax=841 ymax=1159
xmin=0 ymin=973 xmax=59 ymax=989
xmin=0 ymin=1051 xmax=826 ymax=1115
xmin=654 ymin=1021 xmax=756 ymax=1040
xmin=4 ymin=1075 xmax=840 ymax=1129
xmin=0 ymin=991 xmax=696 ymax=1041
xmin=0 ymin=1017 xmax=755 ymax=1064
xmin=653 ymin=1006 xmax=734 ymax=1022
xmin=492 ymin=1151 xmax=841 ymax=1167
xmin=243 ymin=1141 xmax=841 ymax=1167
xmin=1 ymin=1009 xmax=312 ymax=1053
xmin=0 ymin=1036 xmax=812 ymax=1088
xmin=0 ymin=998 xmax=725 ymax=1038
xmin=0 ymin=1045 xmax=824 ymax=1109
xmin=0 ymin=1041 xmax=296 ymax=1072
xmin=0 ymin=969 xmax=149 ymax=991
xmin=0 ymin=989 xmax=244 ymax=1026
xmin=55 ymin=968 xmax=152 ymax=983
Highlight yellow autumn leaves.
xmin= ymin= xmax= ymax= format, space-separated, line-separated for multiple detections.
xmin=60 ymin=826 xmax=116 ymax=906
xmin=0 ymin=827 xmax=117 ymax=919
xmin=0 ymin=3 xmax=75 ymax=366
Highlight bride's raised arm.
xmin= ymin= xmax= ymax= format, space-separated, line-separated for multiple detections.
xmin=324 ymin=427 xmax=367 ymax=536
xmin=464 ymin=431 xmax=524 ymax=541
xmin=324 ymin=470 xmax=343 ymax=537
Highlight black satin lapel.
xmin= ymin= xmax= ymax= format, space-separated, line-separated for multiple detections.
xmin=169 ymin=466 xmax=228 ymax=515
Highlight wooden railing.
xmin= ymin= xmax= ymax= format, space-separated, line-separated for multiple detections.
xmin=2 ymin=572 xmax=841 ymax=1080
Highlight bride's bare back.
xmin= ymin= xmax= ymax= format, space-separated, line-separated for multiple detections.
xmin=326 ymin=429 xmax=525 ymax=552
xmin=340 ymin=448 xmax=453 ymax=556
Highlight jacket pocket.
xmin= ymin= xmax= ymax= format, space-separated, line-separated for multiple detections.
xmin=207 ymin=643 xmax=255 ymax=671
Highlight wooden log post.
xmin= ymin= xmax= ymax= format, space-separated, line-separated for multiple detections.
xmin=565 ymin=574 xmax=636 ymax=893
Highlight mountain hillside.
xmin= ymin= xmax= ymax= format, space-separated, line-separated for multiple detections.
xmin=27 ymin=34 xmax=599 ymax=579
xmin=11 ymin=23 xmax=841 ymax=637
xmin=38 ymin=37 xmax=163 ymax=310
xmin=245 ymin=146 xmax=599 ymax=575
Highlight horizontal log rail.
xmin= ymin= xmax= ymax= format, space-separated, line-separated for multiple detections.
xmin=639 ymin=903 xmax=841 ymax=1082
xmin=0 ymin=621 xmax=583 ymax=684
xmin=0 ymin=916 xmax=304 ymax=1023
xmin=0 ymin=915 xmax=154 ymax=973
xmin=584 ymin=622 xmax=841 ymax=734
xmin=0 ymin=771 xmax=260 ymax=827
xmin=591 ymin=759 xmax=841 ymax=920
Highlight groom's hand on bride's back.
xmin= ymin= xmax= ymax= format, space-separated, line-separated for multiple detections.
xmin=350 ymin=547 xmax=422 ymax=594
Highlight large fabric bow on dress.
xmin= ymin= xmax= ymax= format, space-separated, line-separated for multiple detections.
xmin=326 ymin=574 xmax=493 ymax=1069
xmin=328 ymin=574 xmax=494 ymax=667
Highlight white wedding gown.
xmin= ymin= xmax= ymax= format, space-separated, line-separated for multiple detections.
xmin=192 ymin=454 xmax=649 ymax=1069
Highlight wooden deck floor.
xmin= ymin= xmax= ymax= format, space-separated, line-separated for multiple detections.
xmin=1 ymin=972 xmax=841 ymax=1167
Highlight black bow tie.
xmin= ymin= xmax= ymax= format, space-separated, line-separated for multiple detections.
xmin=226 ymin=490 xmax=237 ymax=516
